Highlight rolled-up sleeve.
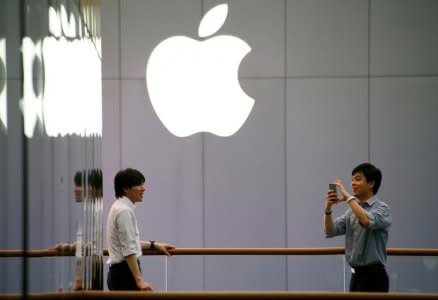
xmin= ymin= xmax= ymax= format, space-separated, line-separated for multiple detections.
xmin=117 ymin=210 xmax=140 ymax=257
xmin=326 ymin=213 xmax=347 ymax=238
xmin=366 ymin=203 xmax=392 ymax=230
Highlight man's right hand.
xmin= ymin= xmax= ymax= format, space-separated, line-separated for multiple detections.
xmin=325 ymin=188 xmax=339 ymax=211
xmin=136 ymin=277 xmax=153 ymax=291
xmin=52 ymin=242 xmax=75 ymax=255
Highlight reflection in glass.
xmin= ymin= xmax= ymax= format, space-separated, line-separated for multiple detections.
xmin=22 ymin=2 xmax=102 ymax=138
xmin=73 ymin=169 xmax=103 ymax=290
xmin=0 ymin=38 xmax=6 ymax=132
xmin=1 ymin=0 xmax=102 ymax=295
xmin=387 ymin=256 xmax=438 ymax=292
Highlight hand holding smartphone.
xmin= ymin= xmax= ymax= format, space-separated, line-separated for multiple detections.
xmin=326 ymin=183 xmax=339 ymax=207
xmin=329 ymin=183 xmax=337 ymax=193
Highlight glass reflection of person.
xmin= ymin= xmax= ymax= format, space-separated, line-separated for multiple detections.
xmin=73 ymin=170 xmax=85 ymax=290
xmin=74 ymin=171 xmax=83 ymax=203
xmin=53 ymin=169 xmax=103 ymax=290
xmin=106 ymin=168 xmax=175 ymax=291
xmin=324 ymin=163 xmax=392 ymax=292
xmin=83 ymin=169 xmax=104 ymax=290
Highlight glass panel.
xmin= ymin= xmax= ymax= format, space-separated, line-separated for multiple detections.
xmin=28 ymin=257 xmax=77 ymax=292
xmin=288 ymin=255 xmax=346 ymax=291
xmin=0 ymin=0 xmax=24 ymax=294
xmin=387 ymin=256 xmax=438 ymax=292
xmin=341 ymin=255 xmax=438 ymax=292
xmin=140 ymin=255 xmax=168 ymax=291
xmin=164 ymin=255 xmax=346 ymax=291
xmin=204 ymin=256 xmax=287 ymax=290
xmin=166 ymin=255 xmax=204 ymax=291
xmin=165 ymin=253 xmax=438 ymax=292
xmin=1 ymin=0 xmax=102 ymax=295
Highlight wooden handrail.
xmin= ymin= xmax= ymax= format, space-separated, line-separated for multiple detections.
xmin=1 ymin=291 xmax=438 ymax=300
xmin=1 ymin=247 xmax=438 ymax=257
xmin=2 ymin=248 xmax=437 ymax=299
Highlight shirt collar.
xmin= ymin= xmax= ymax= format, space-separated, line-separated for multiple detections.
xmin=363 ymin=195 xmax=378 ymax=207
xmin=120 ymin=196 xmax=135 ymax=210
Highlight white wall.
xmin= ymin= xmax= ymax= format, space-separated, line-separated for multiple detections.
xmin=101 ymin=0 xmax=438 ymax=292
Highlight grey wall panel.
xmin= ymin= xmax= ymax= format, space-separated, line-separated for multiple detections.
xmin=370 ymin=77 xmax=438 ymax=248
xmin=102 ymin=0 xmax=121 ymax=79
xmin=203 ymin=79 xmax=286 ymax=290
xmin=204 ymin=79 xmax=285 ymax=247
xmin=286 ymin=78 xmax=368 ymax=290
xmin=205 ymin=0 xmax=285 ymax=78
xmin=370 ymin=0 xmax=438 ymax=75
xmin=120 ymin=79 xmax=204 ymax=289
xmin=102 ymin=79 xmax=121 ymax=232
xmin=286 ymin=78 xmax=369 ymax=240
xmin=287 ymin=0 xmax=368 ymax=77
xmin=120 ymin=0 xmax=202 ymax=79
xmin=102 ymin=79 xmax=122 ymax=289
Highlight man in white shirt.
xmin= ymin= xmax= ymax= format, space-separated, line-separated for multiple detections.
xmin=107 ymin=168 xmax=175 ymax=291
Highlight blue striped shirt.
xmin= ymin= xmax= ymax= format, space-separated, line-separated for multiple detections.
xmin=326 ymin=196 xmax=392 ymax=267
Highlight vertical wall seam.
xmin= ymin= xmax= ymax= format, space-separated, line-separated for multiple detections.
xmin=200 ymin=1 xmax=206 ymax=292
xmin=284 ymin=0 xmax=288 ymax=291
xmin=201 ymin=131 xmax=205 ymax=291
xmin=118 ymin=0 xmax=122 ymax=168
xmin=368 ymin=0 xmax=371 ymax=162
xmin=19 ymin=0 xmax=28 ymax=296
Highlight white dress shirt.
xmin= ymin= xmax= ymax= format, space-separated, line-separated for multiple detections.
xmin=106 ymin=196 xmax=142 ymax=264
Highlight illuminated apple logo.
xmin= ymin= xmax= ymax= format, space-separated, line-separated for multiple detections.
xmin=0 ymin=38 xmax=6 ymax=131
xmin=146 ymin=4 xmax=254 ymax=137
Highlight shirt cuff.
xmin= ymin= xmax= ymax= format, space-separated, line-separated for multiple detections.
xmin=365 ymin=211 xmax=376 ymax=229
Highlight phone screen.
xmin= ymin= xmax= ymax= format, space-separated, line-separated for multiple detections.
xmin=329 ymin=184 xmax=337 ymax=192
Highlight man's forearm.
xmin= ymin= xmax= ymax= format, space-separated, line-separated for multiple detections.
xmin=323 ymin=202 xmax=334 ymax=236
xmin=324 ymin=214 xmax=333 ymax=236
xmin=125 ymin=254 xmax=142 ymax=282
xmin=348 ymin=198 xmax=369 ymax=227
xmin=141 ymin=240 xmax=153 ymax=250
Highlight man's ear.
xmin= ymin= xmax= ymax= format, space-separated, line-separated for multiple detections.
xmin=368 ymin=180 xmax=375 ymax=191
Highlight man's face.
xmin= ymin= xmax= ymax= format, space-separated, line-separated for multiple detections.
xmin=124 ymin=184 xmax=146 ymax=203
xmin=351 ymin=172 xmax=374 ymax=199
xmin=74 ymin=185 xmax=83 ymax=202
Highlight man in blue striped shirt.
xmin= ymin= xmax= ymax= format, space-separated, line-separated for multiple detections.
xmin=324 ymin=163 xmax=392 ymax=292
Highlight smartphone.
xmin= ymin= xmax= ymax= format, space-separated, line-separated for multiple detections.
xmin=329 ymin=183 xmax=337 ymax=193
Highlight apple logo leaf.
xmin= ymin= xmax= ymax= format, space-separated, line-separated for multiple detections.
xmin=198 ymin=4 xmax=228 ymax=38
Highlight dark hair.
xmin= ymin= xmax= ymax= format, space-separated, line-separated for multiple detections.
xmin=352 ymin=163 xmax=382 ymax=194
xmin=74 ymin=169 xmax=102 ymax=189
xmin=74 ymin=171 xmax=83 ymax=187
xmin=114 ymin=168 xmax=145 ymax=198
xmin=88 ymin=169 xmax=103 ymax=190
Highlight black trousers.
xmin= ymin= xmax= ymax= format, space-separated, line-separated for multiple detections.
xmin=107 ymin=260 xmax=141 ymax=291
xmin=349 ymin=263 xmax=389 ymax=292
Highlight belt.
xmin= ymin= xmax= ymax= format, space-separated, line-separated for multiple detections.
xmin=110 ymin=259 xmax=141 ymax=269
xmin=351 ymin=263 xmax=385 ymax=274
